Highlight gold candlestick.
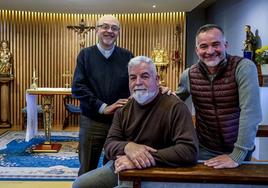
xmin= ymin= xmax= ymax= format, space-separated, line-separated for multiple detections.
xmin=30 ymin=69 xmax=38 ymax=89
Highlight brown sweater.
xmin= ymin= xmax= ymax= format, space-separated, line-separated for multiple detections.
xmin=104 ymin=92 xmax=199 ymax=167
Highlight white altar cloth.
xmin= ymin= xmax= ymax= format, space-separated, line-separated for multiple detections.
xmin=25 ymin=87 xmax=71 ymax=141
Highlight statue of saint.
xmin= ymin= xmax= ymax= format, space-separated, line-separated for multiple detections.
xmin=0 ymin=41 xmax=13 ymax=76
xmin=243 ymin=25 xmax=256 ymax=52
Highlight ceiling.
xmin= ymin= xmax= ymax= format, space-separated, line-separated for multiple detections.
xmin=0 ymin=0 xmax=205 ymax=14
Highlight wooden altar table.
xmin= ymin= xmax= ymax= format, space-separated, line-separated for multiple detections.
xmin=26 ymin=87 xmax=71 ymax=152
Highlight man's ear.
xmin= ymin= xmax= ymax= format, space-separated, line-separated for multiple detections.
xmin=195 ymin=46 xmax=199 ymax=55
xmin=95 ymin=27 xmax=99 ymax=34
xmin=156 ymin=75 xmax=160 ymax=86
xmin=224 ymin=41 xmax=229 ymax=48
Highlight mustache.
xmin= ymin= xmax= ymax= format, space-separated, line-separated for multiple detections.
xmin=133 ymin=86 xmax=147 ymax=91
xmin=103 ymin=33 xmax=115 ymax=37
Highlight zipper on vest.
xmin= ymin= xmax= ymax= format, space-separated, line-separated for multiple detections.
xmin=210 ymin=79 xmax=225 ymax=144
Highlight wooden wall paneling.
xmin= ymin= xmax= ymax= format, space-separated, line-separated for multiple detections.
xmin=143 ymin=13 xmax=147 ymax=56
xmin=128 ymin=13 xmax=133 ymax=52
xmin=180 ymin=12 xmax=185 ymax=84
xmin=126 ymin=14 xmax=130 ymax=51
xmin=136 ymin=13 xmax=140 ymax=55
xmin=172 ymin=12 xmax=179 ymax=90
xmin=168 ymin=13 xmax=172 ymax=89
xmin=134 ymin=13 xmax=138 ymax=54
xmin=62 ymin=13 xmax=68 ymax=127
xmin=147 ymin=14 xmax=154 ymax=56
xmin=22 ymin=12 xmax=29 ymax=128
xmin=172 ymin=13 xmax=177 ymax=89
xmin=125 ymin=14 xmax=129 ymax=51
xmin=14 ymin=11 xmax=19 ymax=128
xmin=132 ymin=13 xmax=136 ymax=54
xmin=51 ymin=13 xmax=57 ymax=125
xmin=139 ymin=13 xmax=143 ymax=55
xmin=6 ymin=11 xmax=13 ymax=127
xmin=121 ymin=14 xmax=124 ymax=50
xmin=0 ymin=11 xmax=2 ymax=41
xmin=17 ymin=11 xmax=22 ymax=128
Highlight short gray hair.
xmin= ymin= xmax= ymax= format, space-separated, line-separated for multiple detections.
xmin=128 ymin=56 xmax=157 ymax=76
xmin=96 ymin=15 xmax=120 ymax=27
xmin=195 ymin=24 xmax=226 ymax=46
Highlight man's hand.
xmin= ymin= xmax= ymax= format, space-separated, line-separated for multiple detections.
xmin=114 ymin=155 xmax=135 ymax=173
xmin=160 ymin=86 xmax=176 ymax=96
xmin=103 ymin=99 xmax=129 ymax=114
xmin=204 ymin=154 xmax=239 ymax=169
xmin=124 ymin=142 xmax=156 ymax=169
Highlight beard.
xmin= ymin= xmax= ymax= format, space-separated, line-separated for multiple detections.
xmin=102 ymin=38 xmax=116 ymax=46
xmin=201 ymin=53 xmax=226 ymax=67
xmin=132 ymin=89 xmax=157 ymax=105
xmin=100 ymin=34 xmax=117 ymax=47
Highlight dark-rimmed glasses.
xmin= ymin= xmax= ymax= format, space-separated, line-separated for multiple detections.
xmin=97 ymin=24 xmax=120 ymax=32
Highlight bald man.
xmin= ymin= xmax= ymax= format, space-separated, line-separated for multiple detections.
xmin=72 ymin=15 xmax=134 ymax=176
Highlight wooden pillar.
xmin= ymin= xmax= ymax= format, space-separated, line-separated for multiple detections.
xmin=0 ymin=77 xmax=13 ymax=128
xmin=257 ymin=64 xmax=263 ymax=86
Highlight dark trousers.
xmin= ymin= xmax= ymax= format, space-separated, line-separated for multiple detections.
xmin=78 ymin=115 xmax=110 ymax=176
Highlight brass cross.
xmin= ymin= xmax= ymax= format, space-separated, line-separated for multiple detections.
xmin=62 ymin=71 xmax=73 ymax=88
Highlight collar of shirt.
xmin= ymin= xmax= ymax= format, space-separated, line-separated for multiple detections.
xmin=97 ymin=43 xmax=115 ymax=59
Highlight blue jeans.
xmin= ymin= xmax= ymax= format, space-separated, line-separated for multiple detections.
xmin=73 ymin=160 xmax=118 ymax=188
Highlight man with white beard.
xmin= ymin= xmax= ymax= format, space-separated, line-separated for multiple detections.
xmin=72 ymin=56 xmax=199 ymax=188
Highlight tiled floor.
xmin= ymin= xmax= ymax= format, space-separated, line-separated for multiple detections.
xmin=0 ymin=181 xmax=73 ymax=188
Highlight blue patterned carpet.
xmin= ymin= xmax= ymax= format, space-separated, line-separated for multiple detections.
xmin=0 ymin=131 xmax=79 ymax=180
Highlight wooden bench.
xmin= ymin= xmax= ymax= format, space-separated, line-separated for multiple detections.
xmin=119 ymin=122 xmax=268 ymax=187
xmin=119 ymin=162 xmax=268 ymax=188
xmin=257 ymin=125 xmax=268 ymax=137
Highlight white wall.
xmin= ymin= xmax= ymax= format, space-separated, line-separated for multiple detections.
xmin=253 ymin=87 xmax=268 ymax=160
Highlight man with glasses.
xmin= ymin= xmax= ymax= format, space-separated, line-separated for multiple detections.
xmin=72 ymin=15 xmax=134 ymax=176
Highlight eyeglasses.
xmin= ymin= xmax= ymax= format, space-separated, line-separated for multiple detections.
xmin=97 ymin=24 xmax=120 ymax=32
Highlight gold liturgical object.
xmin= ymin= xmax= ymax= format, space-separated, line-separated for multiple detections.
xmin=151 ymin=44 xmax=169 ymax=86
xmin=62 ymin=70 xmax=73 ymax=88
xmin=30 ymin=69 xmax=38 ymax=89
xmin=0 ymin=40 xmax=14 ymax=128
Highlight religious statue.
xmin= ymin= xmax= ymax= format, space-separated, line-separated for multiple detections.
xmin=243 ymin=25 xmax=256 ymax=52
xmin=171 ymin=24 xmax=181 ymax=64
xmin=67 ymin=19 xmax=95 ymax=48
xmin=0 ymin=41 xmax=13 ymax=76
